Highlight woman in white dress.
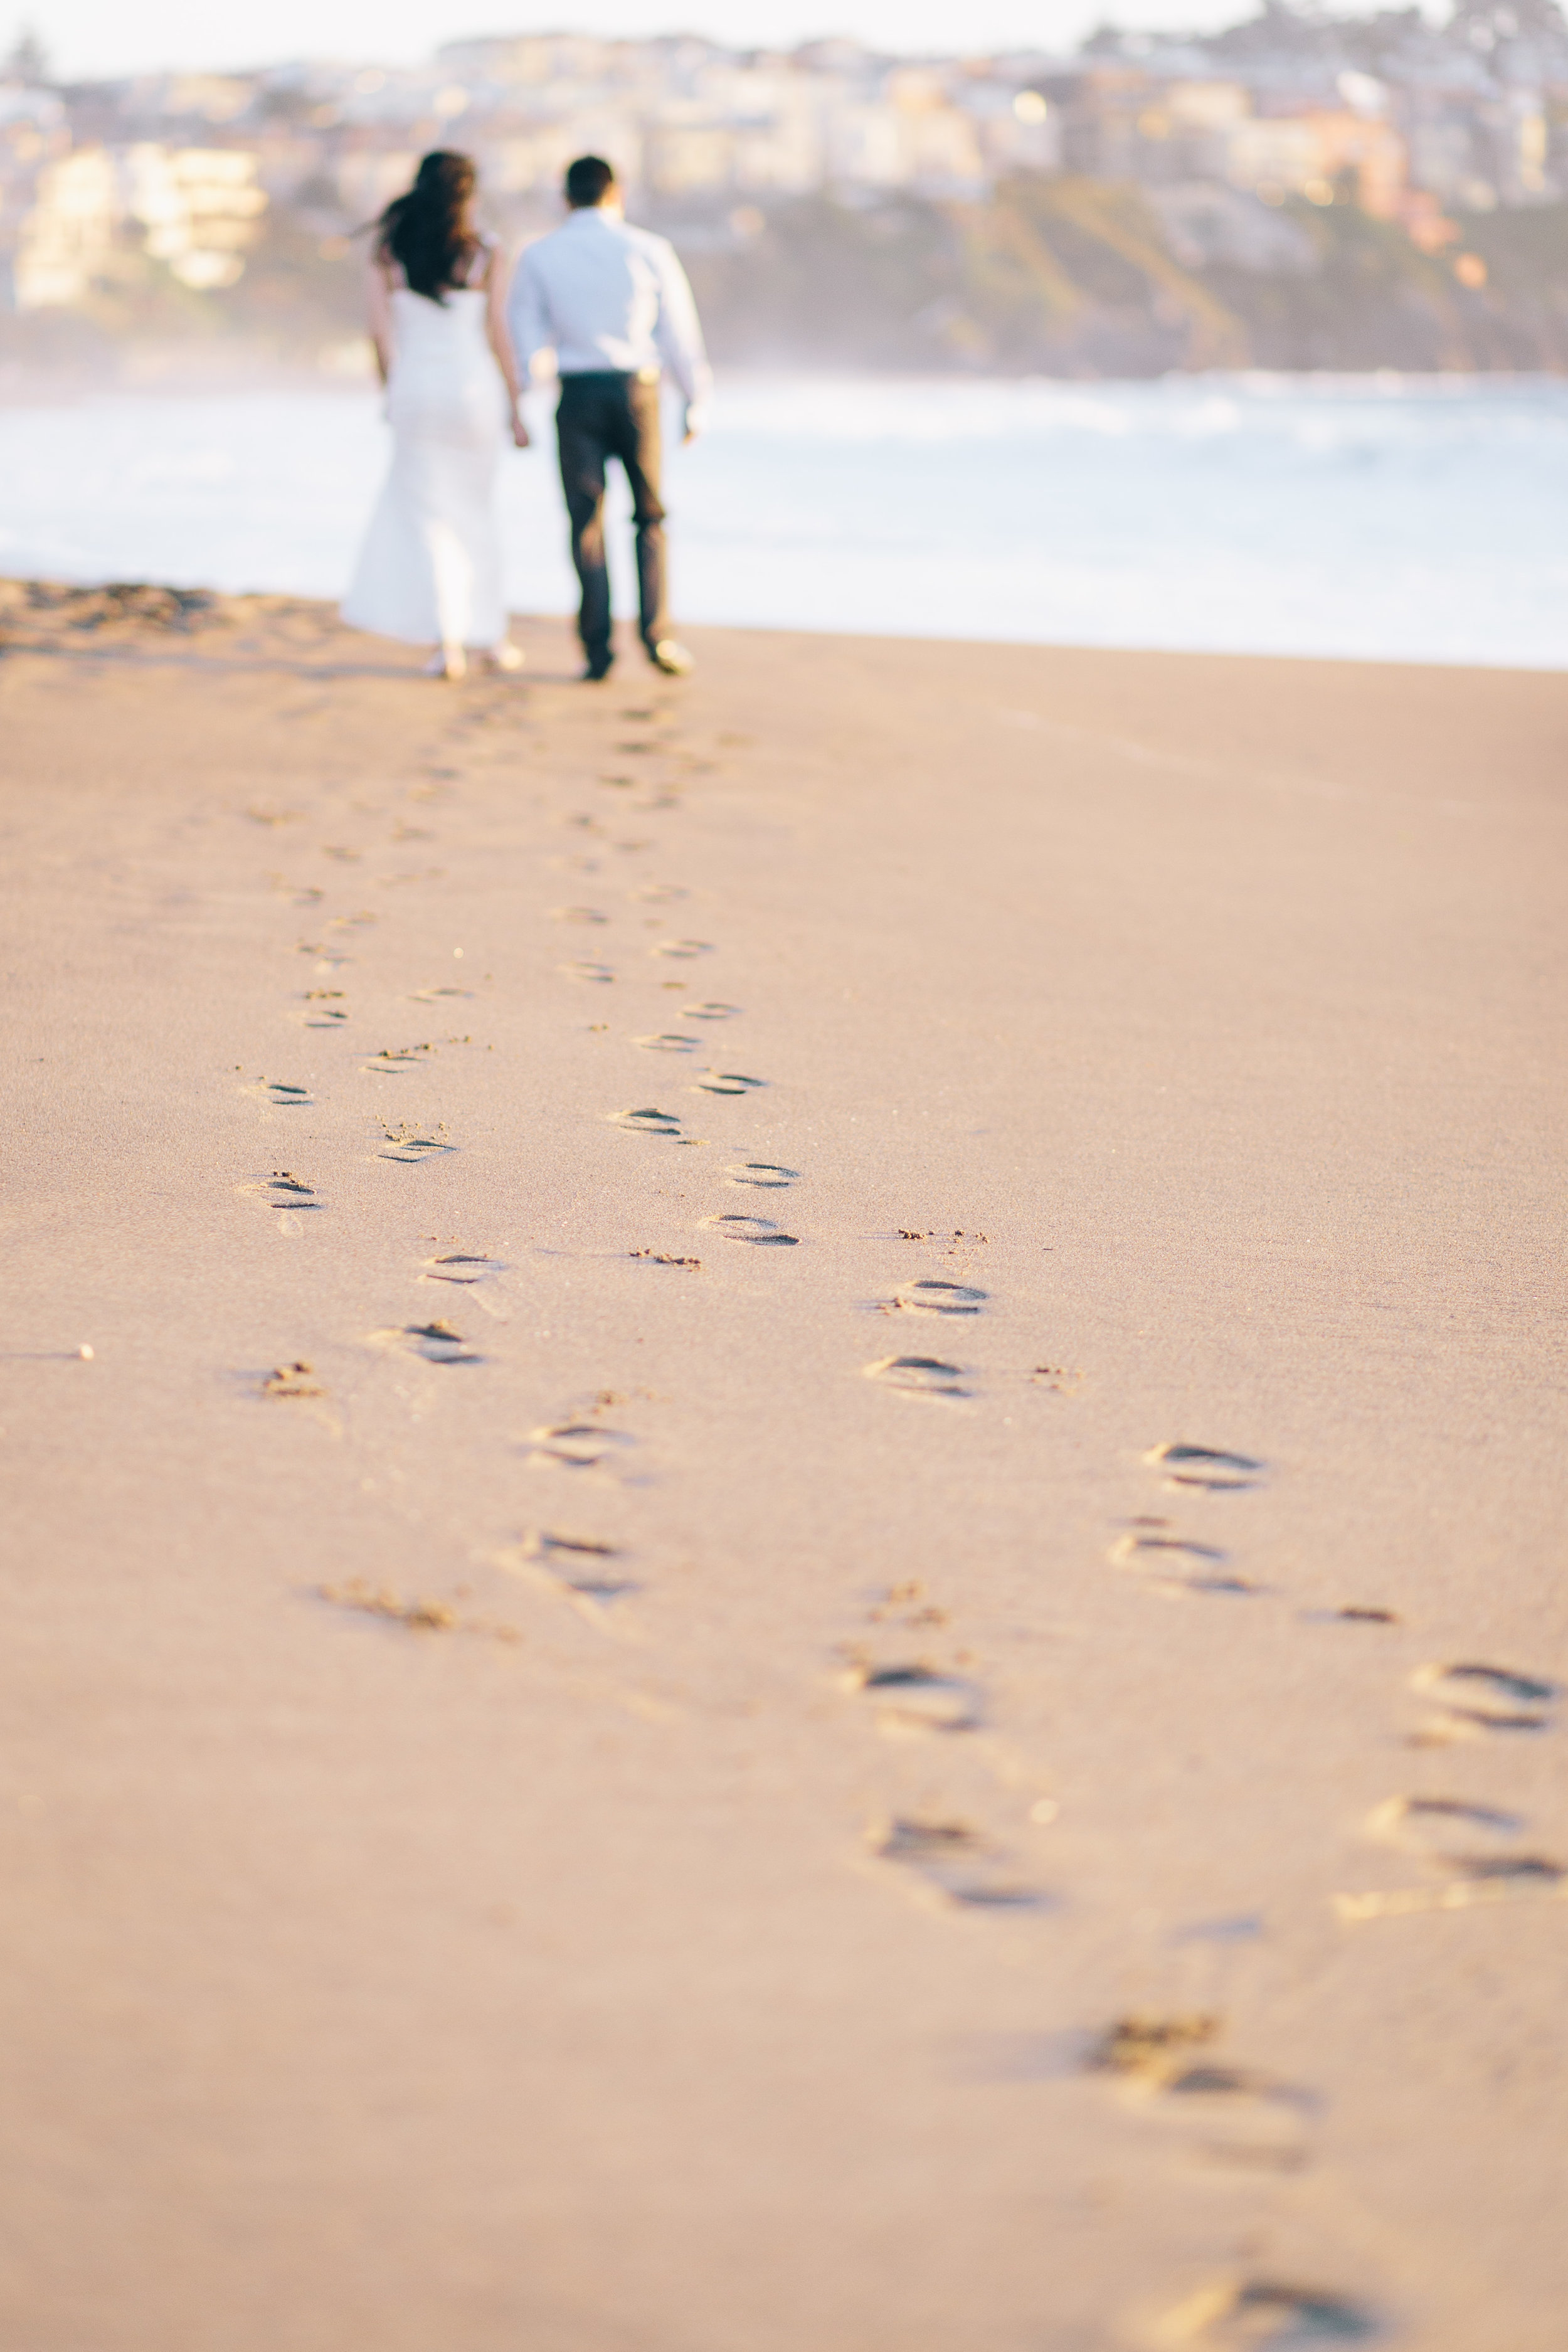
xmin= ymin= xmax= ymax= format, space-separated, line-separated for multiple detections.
xmin=342 ymin=150 xmax=528 ymax=681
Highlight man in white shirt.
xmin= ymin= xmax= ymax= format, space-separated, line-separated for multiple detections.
xmin=509 ymin=155 xmax=712 ymax=681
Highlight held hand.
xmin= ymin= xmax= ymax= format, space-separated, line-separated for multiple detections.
xmin=682 ymin=403 xmax=706 ymax=447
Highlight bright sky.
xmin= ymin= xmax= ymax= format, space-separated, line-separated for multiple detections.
xmin=9 ymin=0 xmax=1344 ymax=82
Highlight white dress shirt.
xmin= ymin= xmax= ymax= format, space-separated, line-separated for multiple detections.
xmin=508 ymin=208 xmax=712 ymax=422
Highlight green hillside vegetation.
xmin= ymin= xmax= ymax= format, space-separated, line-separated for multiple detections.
xmin=5 ymin=172 xmax=1565 ymax=378
xmin=681 ymin=176 xmax=1568 ymax=375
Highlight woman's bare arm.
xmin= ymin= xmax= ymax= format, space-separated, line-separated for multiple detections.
xmin=484 ymin=246 xmax=529 ymax=448
xmin=366 ymin=253 xmax=393 ymax=387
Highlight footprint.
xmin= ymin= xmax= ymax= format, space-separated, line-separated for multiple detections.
xmin=681 ymin=1002 xmax=739 ymax=1020
xmin=1150 ymin=2278 xmax=1379 ymax=2346
xmin=302 ymin=990 xmax=348 ymax=1025
xmin=418 ymin=1253 xmax=509 ymax=1317
xmin=512 ymin=1530 xmax=638 ymax=1600
xmin=725 ymin=1162 xmax=798 ymax=1189
xmin=250 ymin=1170 xmax=323 ymax=1212
xmin=408 ymin=985 xmax=474 ymax=1003
xmin=361 ymin=1044 xmax=438 ymax=1076
xmin=260 ymin=1080 xmax=312 ymax=1108
xmin=871 ymin=1816 xmax=1049 ymax=1910
xmin=420 ymin=1251 xmax=503 ymax=1286
xmin=844 ymin=1661 xmax=982 ymax=1734
xmin=633 ymin=1033 xmax=698 ymax=1052
xmin=373 ymin=1321 xmax=484 ymax=1365
xmin=1409 ymin=1661 xmax=1558 ymax=1737
xmin=316 ymin=1581 xmax=484 ymax=1636
xmin=553 ymin=906 xmax=608 ymax=923
xmin=701 ymin=1213 xmax=798 ymax=1246
xmin=1108 ymin=1535 xmax=1254 ymax=1596
xmin=691 ymin=1071 xmax=765 ymax=1095
xmin=378 ymin=1124 xmax=454 ymax=1163
xmin=630 ymin=882 xmax=687 ymax=903
xmin=1091 ymin=2015 xmax=1220 ymax=2080
xmin=889 ymin=1279 xmax=987 ymax=1316
xmin=1146 ymin=1443 xmax=1264 ymax=1491
xmin=559 ymin=960 xmax=615 ymax=983
xmin=1091 ymin=2018 xmax=1311 ymax=2173
xmin=608 ymin=1106 xmax=684 ymax=1139
xmin=864 ymin=1355 xmax=969 ymax=1399
xmin=260 ymin=1360 xmax=326 ymax=1398
xmin=650 ymin=940 xmax=712 ymax=960
xmin=1363 ymin=1795 xmax=1559 ymax=1880
xmin=524 ymin=1422 xmax=634 ymax=1471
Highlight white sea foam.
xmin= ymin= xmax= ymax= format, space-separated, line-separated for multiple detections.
xmin=1 ymin=371 xmax=1564 ymax=667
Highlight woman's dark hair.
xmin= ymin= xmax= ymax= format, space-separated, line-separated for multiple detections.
xmin=376 ymin=151 xmax=477 ymax=302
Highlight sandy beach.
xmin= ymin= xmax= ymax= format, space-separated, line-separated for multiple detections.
xmin=3 ymin=583 xmax=1565 ymax=2351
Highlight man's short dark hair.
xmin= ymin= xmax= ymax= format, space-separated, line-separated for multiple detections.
xmin=565 ymin=155 xmax=616 ymax=208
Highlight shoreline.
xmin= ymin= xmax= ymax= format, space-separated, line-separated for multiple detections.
xmin=5 ymin=371 xmax=1567 ymax=674
xmin=4 ymin=596 xmax=1567 ymax=2349
xmin=5 ymin=584 xmax=1567 ymax=681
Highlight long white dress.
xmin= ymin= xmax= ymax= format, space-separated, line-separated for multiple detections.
xmin=342 ymin=253 xmax=509 ymax=650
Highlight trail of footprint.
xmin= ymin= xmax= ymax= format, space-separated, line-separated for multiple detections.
xmin=701 ymin=1214 xmax=798 ymax=1246
xmin=1147 ymin=1442 xmax=1265 ymax=1492
xmin=725 ymin=1162 xmax=798 ymax=1189
xmin=1409 ymin=1660 xmax=1558 ymax=1739
xmin=1150 ymin=2277 xmax=1379 ymax=2346
xmin=1108 ymin=1532 xmax=1256 ymax=1598
xmin=864 ymin=1355 xmax=970 ymax=1399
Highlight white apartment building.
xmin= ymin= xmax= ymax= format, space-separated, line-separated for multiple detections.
xmin=13 ymin=144 xmax=268 ymax=309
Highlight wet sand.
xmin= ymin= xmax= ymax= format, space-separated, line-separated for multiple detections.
xmin=3 ymin=583 xmax=1567 ymax=2351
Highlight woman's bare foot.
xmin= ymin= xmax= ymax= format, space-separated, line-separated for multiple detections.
xmin=423 ymin=645 xmax=467 ymax=681
xmin=479 ymin=642 xmax=524 ymax=673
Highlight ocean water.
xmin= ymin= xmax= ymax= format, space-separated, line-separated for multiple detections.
xmin=3 ymin=371 xmax=1565 ymax=668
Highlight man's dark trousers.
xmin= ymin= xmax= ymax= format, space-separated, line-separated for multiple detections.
xmin=556 ymin=371 xmax=668 ymax=667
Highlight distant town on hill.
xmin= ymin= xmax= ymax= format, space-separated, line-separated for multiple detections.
xmin=3 ymin=4 xmax=1567 ymax=380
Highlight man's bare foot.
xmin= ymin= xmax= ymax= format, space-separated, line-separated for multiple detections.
xmin=423 ymin=645 xmax=467 ymax=681
xmin=479 ymin=642 xmax=524 ymax=673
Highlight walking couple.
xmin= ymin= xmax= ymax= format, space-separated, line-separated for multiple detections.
xmin=342 ymin=151 xmax=709 ymax=682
